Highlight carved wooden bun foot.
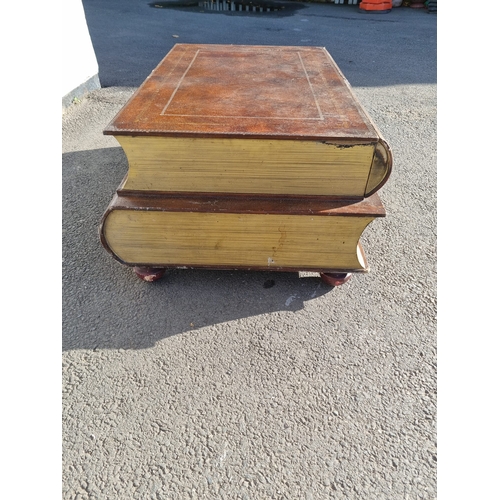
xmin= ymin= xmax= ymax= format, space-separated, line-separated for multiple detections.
xmin=133 ymin=267 xmax=166 ymax=282
xmin=320 ymin=272 xmax=352 ymax=287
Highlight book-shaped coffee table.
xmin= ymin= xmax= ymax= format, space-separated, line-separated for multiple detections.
xmin=100 ymin=44 xmax=392 ymax=285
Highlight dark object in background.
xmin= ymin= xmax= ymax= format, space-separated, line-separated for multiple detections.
xmin=427 ymin=0 xmax=436 ymax=13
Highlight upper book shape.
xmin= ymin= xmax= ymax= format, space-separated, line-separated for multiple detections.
xmin=104 ymin=44 xmax=392 ymax=198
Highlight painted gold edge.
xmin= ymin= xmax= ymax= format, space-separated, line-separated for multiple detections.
xmin=364 ymin=138 xmax=393 ymax=197
xmin=99 ymin=204 xmax=118 ymax=261
xmin=100 ymin=210 xmax=376 ymax=270
xmin=99 ymin=185 xmax=128 ymax=261
xmin=101 ymin=199 xmax=369 ymax=270
xmin=114 ymin=134 xmax=381 ymax=199
xmin=100 ymin=243 xmax=371 ymax=274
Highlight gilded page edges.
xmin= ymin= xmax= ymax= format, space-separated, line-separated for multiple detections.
xmin=365 ymin=138 xmax=392 ymax=197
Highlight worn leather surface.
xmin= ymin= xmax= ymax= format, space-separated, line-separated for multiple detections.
xmin=104 ymin=44 xmax=380 ymax=140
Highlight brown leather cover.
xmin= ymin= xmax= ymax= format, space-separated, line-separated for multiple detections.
xmin=104 ymin=44 xmax=382 ymax=141
xmin=101 ymin=190 xmax=386 ymax=218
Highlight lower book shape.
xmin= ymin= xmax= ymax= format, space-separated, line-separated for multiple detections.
xmin=100 ymin=192 xmax=386 ymax=273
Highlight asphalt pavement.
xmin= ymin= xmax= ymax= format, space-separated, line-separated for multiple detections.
xmin=62 ymin=2 xmax=437 ymax=498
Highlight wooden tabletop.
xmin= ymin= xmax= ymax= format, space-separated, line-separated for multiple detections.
xmin=104 ymin=44 xmax=381 ymax=141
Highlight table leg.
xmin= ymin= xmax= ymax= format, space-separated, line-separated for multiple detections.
xmin=320 ymin=272 xmax=352 ymax=287
xmin=133 ymin=267 xmax=166 ymax=282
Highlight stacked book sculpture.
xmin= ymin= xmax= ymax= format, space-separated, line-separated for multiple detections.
xmin=100 ymin=44 xmax=392 ymax=285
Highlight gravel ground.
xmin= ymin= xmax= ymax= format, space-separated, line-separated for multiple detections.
xmin=62 ymin=3 xmax=436 ymax=499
